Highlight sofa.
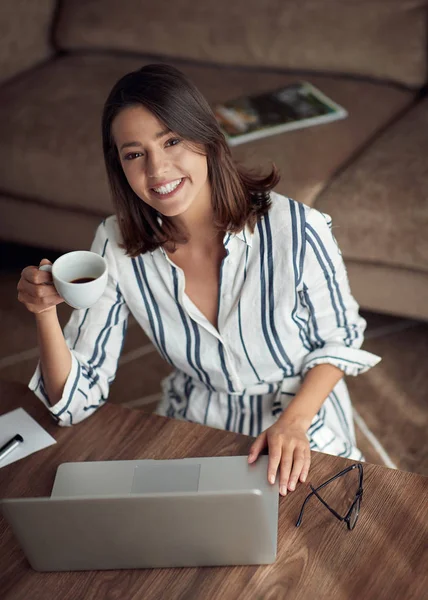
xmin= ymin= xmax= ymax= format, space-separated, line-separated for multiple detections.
xmin=1 ymin=0 xmax=427 ymax=321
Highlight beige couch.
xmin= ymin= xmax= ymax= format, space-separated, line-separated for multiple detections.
xmin=1 ymin=0 xmax=427 ymax=320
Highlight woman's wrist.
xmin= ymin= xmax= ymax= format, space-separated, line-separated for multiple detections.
xmin=34 ymin=306 xmax=58 ymax=324
xmin=278 ymin=409 xmax=312 ymax=432
xmin=277 ymin=364 xmax=345 ymax=433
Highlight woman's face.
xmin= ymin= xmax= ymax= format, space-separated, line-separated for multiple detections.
xmin=112 ymin=105 xmax=210 ymax=219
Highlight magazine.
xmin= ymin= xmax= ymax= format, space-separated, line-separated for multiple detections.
xmin=213 ymin=81 xmax=348 ymax=146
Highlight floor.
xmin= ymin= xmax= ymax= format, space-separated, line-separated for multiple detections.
xmin=1 ymin=241 xmax=427 ymax=476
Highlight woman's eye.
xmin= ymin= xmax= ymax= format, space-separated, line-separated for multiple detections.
xmin=166 ymin=138 xmax=181 ymax=147
xmin=124 ymin=152 xmax=143 ymax=161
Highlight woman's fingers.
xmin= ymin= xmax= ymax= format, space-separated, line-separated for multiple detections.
xmin=278 ymin=443 xmax=293 ymax=495
xmin=247 ymin=431 xmax=267 ymax=464
xmin=18 ymin=278 xmax=57 ymax=301
xmin=287 ymin=445 xmax=307 ymax=491
xmin=266 ymin=435 xmax=283 ymax=484
xmin=17 ymin=262 xmax=63 ymax=314
xmin=22 ymin=265 xmax=53 ymax=286
xmin=299 ymin=451 xmax=311 ymax=484
xmin=250 ymin=429 xmax=312 ymax=495
xmin=278 ymin=441 xmax=311 ymax=496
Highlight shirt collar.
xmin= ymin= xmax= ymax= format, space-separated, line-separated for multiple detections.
xmin=234 ymin=224 xmax=253 ymax=247
xmin=153 ymin=219 xmax=254 ymax=254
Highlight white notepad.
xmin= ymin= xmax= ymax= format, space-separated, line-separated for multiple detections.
xmin=0 ymin=408 xmax=56 ymax=468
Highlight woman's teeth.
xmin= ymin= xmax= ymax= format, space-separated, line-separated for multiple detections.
xmin=152 ymin=178 xmax=183 ymax=195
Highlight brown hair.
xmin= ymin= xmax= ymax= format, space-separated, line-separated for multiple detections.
xmin=102 ymin=63 xmax=280 ymax=256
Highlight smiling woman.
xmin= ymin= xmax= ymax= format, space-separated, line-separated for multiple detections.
xmin=112 ymin=104 xmax=210 ymax=221
xmin=19 ymin=63 xmax=381 ymax=498
xmin=101 ymin=64 xmax=278 ymax=256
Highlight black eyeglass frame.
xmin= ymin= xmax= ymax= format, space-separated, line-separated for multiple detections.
xmin=295 ymin=463 xmax=364 ymax=531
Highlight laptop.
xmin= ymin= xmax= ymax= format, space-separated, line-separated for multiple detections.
xmin=1 ymin=455 xmax=279 ymax=571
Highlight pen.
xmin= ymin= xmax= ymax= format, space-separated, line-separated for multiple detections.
xmin=0 ymin=434 xmax=24 ymax=462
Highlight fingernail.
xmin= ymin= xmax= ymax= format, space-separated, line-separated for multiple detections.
xmin=269 ymin=474 xmax=275 ymax=484
xmin=280 ymin=485 xmax=287 ymax=495
xmin=301 ymin=474 xmax=307 ymax=483
xmin=289 ymin=481 xmax=296 ymax=491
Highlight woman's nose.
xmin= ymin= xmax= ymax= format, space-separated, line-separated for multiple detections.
xmin=146 ymin=150 xmax=168 ymax=178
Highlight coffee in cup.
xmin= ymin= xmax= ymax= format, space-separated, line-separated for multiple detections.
xmin=39 ymin=251 xmax=108 ymax=309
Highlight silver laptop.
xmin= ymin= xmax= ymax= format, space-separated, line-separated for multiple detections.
xmin=1 ymin=455 xmax=279 ymax=571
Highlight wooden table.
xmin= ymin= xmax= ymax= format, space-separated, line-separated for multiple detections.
xmin=0 ymin=381 xmax=427 ymax=600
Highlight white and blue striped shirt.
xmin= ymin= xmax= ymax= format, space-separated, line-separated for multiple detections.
xmin=30 ymin=193 xmax=381 ymax=459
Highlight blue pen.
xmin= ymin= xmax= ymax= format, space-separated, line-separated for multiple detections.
xmin=0 ymin=434 xmax=24 ymax=462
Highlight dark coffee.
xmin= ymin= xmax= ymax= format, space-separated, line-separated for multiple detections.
xmin=69 ymin=277 xmax=96 ymax=284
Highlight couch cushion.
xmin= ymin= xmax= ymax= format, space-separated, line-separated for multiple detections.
xmin=0 ymin=0 xmax=56 ymax=85
xmin=0 ymin=54 xmax=415 ymax=216
xmin=54 ymin=0 xmax=428 ymax=88
xmin=314 ymin=97 xmax=428 ymax=274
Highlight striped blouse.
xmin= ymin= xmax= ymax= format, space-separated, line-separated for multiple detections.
xmin=29 ymin=192 xmax=381 ymax=459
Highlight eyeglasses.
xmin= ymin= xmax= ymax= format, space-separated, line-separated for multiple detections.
xmin=296 ymin=463 xmax=364 ymax=531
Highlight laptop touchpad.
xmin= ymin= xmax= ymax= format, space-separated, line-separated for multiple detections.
xmin=131 ymin=463 xmax=201 ymax=494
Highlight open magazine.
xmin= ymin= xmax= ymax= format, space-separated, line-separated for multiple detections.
xmin=213 ymin=81 xmax=348 ymax=146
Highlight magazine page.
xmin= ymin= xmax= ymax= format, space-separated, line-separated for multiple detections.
xmin=213 ymin=81 xmax=348 ymax=146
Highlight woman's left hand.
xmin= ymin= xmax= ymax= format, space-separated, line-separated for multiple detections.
xmin=247 ymin=415 xmax=311 ymax=496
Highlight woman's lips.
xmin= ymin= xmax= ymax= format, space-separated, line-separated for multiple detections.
xmin=150 ymin=177 xmax=186 ymax=200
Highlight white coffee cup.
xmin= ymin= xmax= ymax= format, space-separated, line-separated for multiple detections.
xmin=39 ymin=251 xmax=108 ymax=309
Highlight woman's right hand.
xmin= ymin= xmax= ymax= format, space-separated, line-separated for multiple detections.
xmin=17 ymin=259 xmax=65 ymax=314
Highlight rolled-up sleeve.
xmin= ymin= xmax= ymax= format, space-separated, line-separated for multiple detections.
xmin=28 ymin=221 xmax=129 ymax=426
xmin=300 ymin=208 xmax=381 ymax=377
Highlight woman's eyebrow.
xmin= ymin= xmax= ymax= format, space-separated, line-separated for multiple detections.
xmin=155 ymin=127 xmax=171 ymax=139
xmin=119 ymin=129 xmax=171 ymax=152
xmin=119 ymin=141 xmax=142 ymax=151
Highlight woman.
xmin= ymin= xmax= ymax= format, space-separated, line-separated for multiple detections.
xmin=17 ymin=64 xmax=380 ymax=496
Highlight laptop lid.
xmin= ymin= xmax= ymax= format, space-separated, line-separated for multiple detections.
xmin=1 ymin=455 xmax=279 ymax=571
